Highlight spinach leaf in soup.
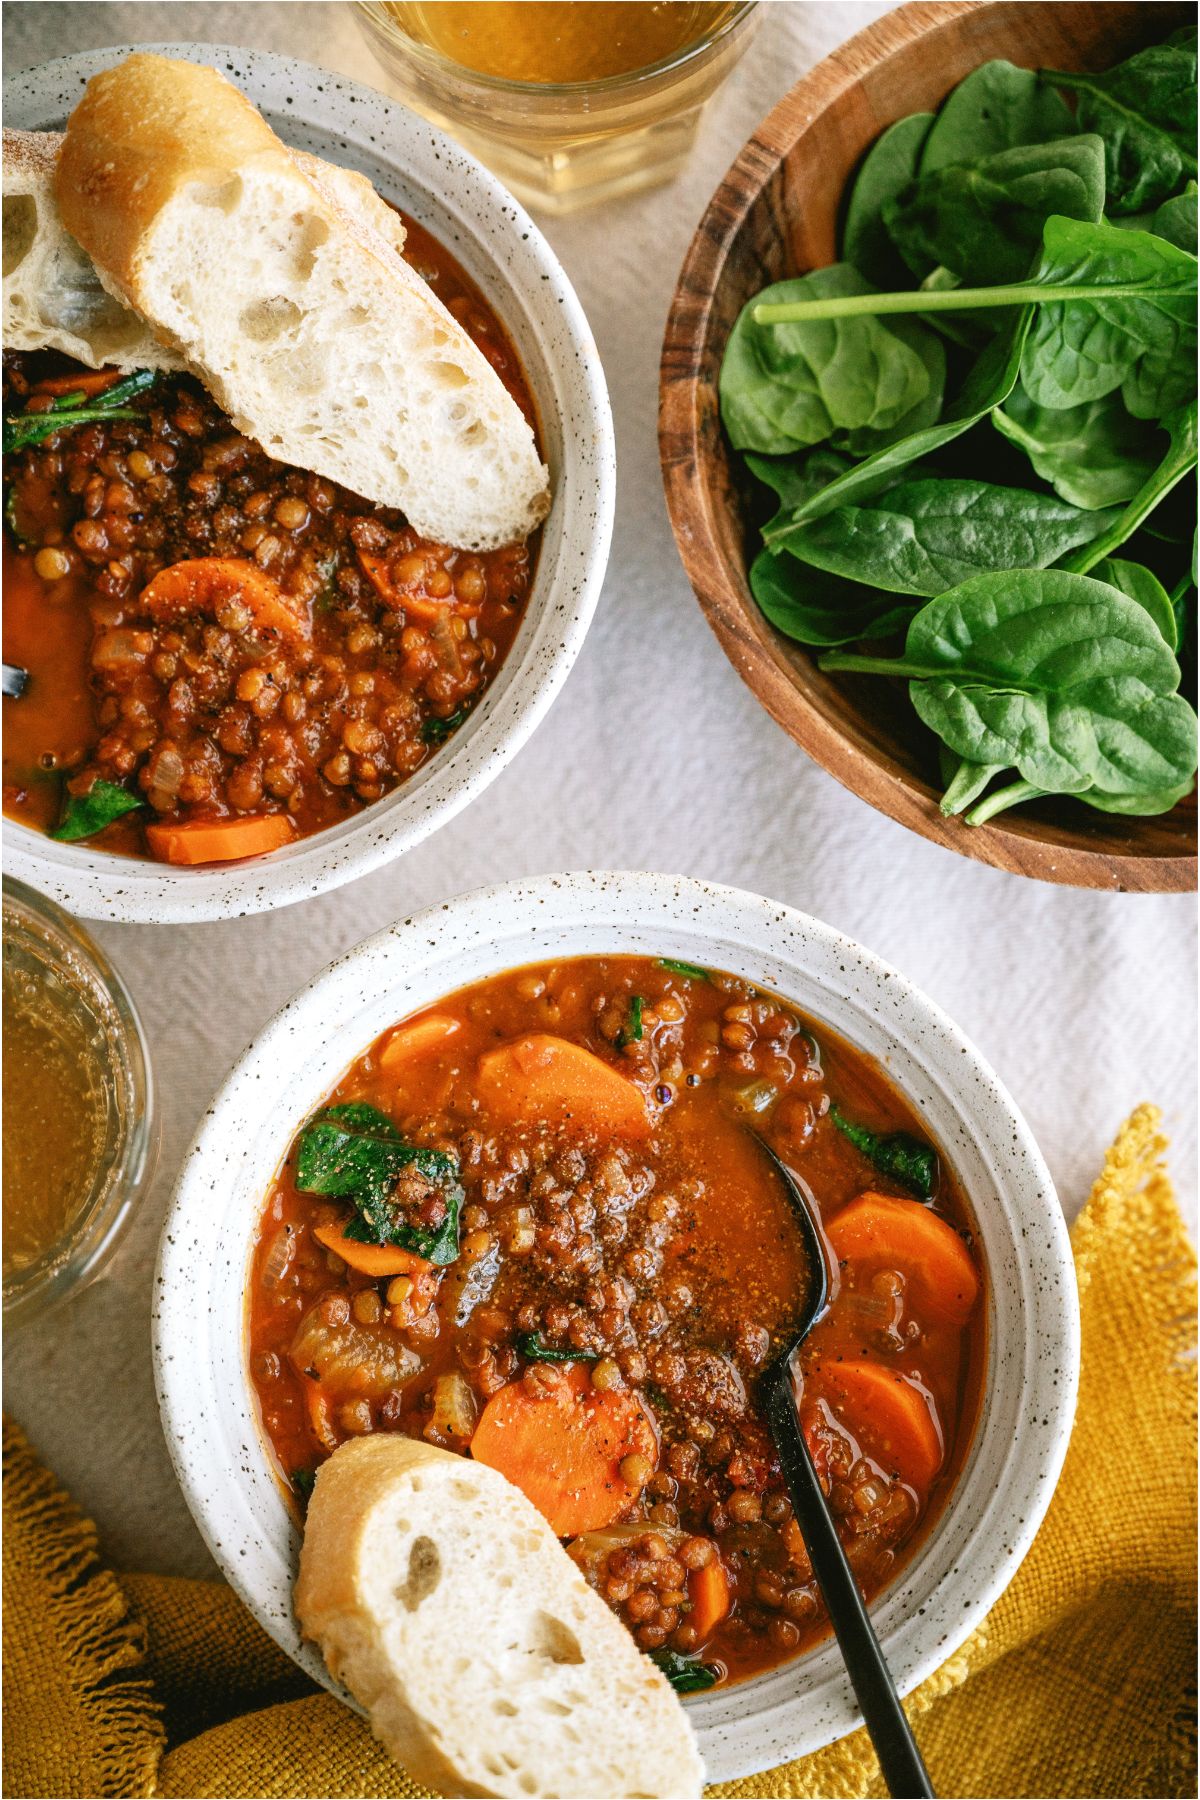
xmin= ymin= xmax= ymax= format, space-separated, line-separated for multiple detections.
xmin=1040 ymin=39 xmax=1198 ymax=214
xmin=719 ymin=266 xmax=941 ymax=455
xmin=649 ymin=1649 xmax=720 ymax=1694
xmin=822 ymin=569 xmax=1199 ymax=804
xmin=841 ymin=111 xmax=935 ymax=288
xmin=991 ymin=384 xmax=1162 ymax=510
xmin=829 ymin=1105 xmax=938 ymax=1198
xmin=750 ymin=544 xmax=915 ymax=647
xmin=773 ymin=477 xmax=1122 ymax=597
xmin=918 ymin=59 xmax=1075 ymax=173
xmin=296 ymin=1101 xmax=464 ymax=1265
xmin=884 ymin=134 xmax=1107 ymax=287
xmin=53 ymin=778 xmax=144 ymax=842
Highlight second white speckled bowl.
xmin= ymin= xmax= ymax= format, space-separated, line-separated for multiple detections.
xmin=3 ymin=47 xmax=614 ymax=923
xmin=154 ymin=872 xmax=1079 ymax=1783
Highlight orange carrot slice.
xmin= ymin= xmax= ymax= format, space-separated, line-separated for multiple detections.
xmin=688 ymin=1557 xmax=731 ymax=1639
xmin=378 ymin=1013 xmax=461 ymax=1069
xmin=470 ymin=1362 xmax=658 ymax=1536
xmin=826 ymin=1192 xmax=980 ymax=1324
xmin=138 ymin=557 xmax=311 ymax=648
xmin=312 ymin=1224 xmax=430 ymax=1279
xmin=35 ymin=369 xmax=127 ymax=398
xmin=818 ymin=1359 xmax=943 ymax=1492
xmin=145 ymin=813 xmax=296 ymax=866
xmin=357 ymin=548 xmax=482 ymax=623
xmin=476 ymin=1034 xmax=650 ymax=1139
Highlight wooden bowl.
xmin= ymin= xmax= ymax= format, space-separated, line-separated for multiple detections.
xmin=660 ymin=0 xmax=1196 ymax=891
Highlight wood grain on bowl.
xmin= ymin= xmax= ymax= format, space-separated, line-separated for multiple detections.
xmin=660 ymin=0 xmax=1196 ymax=892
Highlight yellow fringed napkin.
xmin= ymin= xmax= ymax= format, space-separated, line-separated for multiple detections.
xmin=4 ymin=1106 xmax=1196 ymax=1800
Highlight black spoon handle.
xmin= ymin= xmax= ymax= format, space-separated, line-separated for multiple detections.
xmin=764 ymin=1367 xmax=934 ymax=1800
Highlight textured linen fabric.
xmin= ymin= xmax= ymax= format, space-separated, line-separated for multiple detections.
xmin=3 ymin=1108 xmax=1195 ymax=1800
xmin=3 ymin=0 xmax=1196 ymax=1596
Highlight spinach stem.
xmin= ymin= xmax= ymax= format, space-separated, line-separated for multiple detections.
xmin=964 ymin=779 xmax=1046 ymax=824
xmin=752 ymin=279 xmax=1193 ymax=324
xmin=940 ymin=758 xmax=1006 ymax=816
xmin=1058 ymin=421 xmax=1197 ymax=574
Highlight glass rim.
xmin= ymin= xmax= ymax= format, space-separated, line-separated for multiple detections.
xmin=356 ymin=0 xmax=759 ymax=99
xmin=2 ymin=876 xmax=157 ymax=1325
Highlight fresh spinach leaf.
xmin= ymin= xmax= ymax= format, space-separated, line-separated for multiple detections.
xmin=296 ymin=1102 xmax=463 ymax=1265
xmin=821 ymin=568 xmax=1199 ymax=803
xmin=751 ymin=545 xmax=914 ymax=647
xmin=52 ymin=778 xmax=144 ymax=841
xmin=745 ymin=448 xmax=852 ymax=513
xmin=658 ymin=959 xmax=710 ymax=981
xmin=1041 ymin=40 xmax=1198 ymax=213
xmin=829 ymin=1105 xmax=937 ymax=1198
xmin=774 ymin=477 xmax=1122 ymax=596
xmin=991 ymin=383 xmax=1161 ymax=508
xmin=1021 ymin=217 xmax=1197 ymax=418
xmin=1058 ymin=401 xmax=1197 ymax=573
xmin=766 ymin=309 xmax=1034 ymax=529
xmin=516 ymin=1333 xmax=595 ymax=1364
xmin=940 ymin=755 xmax=1008 ymax=816
xmin=3 ymin=368 xmax=158 ymax=452
xmin=884 ymin=134 xmax=1107 ymax=286
xmin=964 ymin=771 xmax=1195 ymax=824
xmin=919 ymin=60 xmax=1075 ymax=173
xmin=649 ymin=1649 xmax=721 ymax=1694
xmin=1149 ymin=182 xmax=1198 ymax=253
xmin=720 ymin=266 xmax=941 ymax=455
xmin=841 ymin=111 xmax=935 ymax=287
xmin=1091 ymin=556 xmax=1178 ymax=649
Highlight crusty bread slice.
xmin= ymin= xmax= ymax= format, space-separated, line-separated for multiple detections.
xmin=3 ymin=127 xmax=182 ymax=371
xmin=55 ymin=55 xmax=550 ymax=551
xmin=296 ymin=1436 xmax=705 ymax=1799
xmin=4 ymin=128 xmax=398 ymax=376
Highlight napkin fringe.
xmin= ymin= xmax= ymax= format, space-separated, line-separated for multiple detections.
xmin=2 ymin=1419 xmax=164 ymax=1799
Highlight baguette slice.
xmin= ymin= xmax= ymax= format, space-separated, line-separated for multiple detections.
xmin=296 ymin=1436 xmax=705 ymax=1800
xmin=55 ymin=55 xmax=550 ymax=552
xmin=4 ymin=128 xmax=403 ymax=375
xmin=3 ymin=127 xmax=182 ymax=371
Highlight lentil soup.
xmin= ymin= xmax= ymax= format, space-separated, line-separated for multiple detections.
xmin=249 ymin=954 xmax=985 ymax=1689
xmin=2 ymin=218 xmax=539 ymax=864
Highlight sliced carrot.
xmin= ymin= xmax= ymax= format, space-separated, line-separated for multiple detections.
xmin=688 ymin=1557 xmax=731 ymax=1639
xmin=312 ymin=1223 xmax=430 ymax=1279
xmin=827 ymin=1191 xmax=980 ymax=1325
xmin=35 ymin=369 xmax=128 ymax=398
xmin=146 ymin=812 xmax=296 ymax=866
xmin=817 ymin=1359 xmax=944 ymax=1492
xmin=470 ymin=1362 xmax=658 ymax=1536
xmin=476 ymin=1034 xmax=651 ymax=1139
xmin=378 ymin=1012 xmax=461 ymax=1069
xmin=138 ymin=557 xmax=311 ymax=648
xmin=357 ymin=548 xmax=481 ymax=623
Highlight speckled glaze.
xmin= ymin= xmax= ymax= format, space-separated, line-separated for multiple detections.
xmin=153 ymin=871 xmax=1079 ymax=1783
xmin=3 ymin=47 xmax=614 ymax=923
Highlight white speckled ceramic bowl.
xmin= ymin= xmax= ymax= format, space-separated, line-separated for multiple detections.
xmin=3 ymin=47 xmax=614 ymax=924
xmin=154 ymin=871 xmax=1078 ymax=1783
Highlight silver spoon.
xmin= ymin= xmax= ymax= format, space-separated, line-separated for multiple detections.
xmin=754 ymin=1134 xmax=934 ymax=1799
xmin=2 ymin=662 xmax=29 ymax=698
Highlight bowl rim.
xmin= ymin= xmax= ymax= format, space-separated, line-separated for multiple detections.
xmin=3 ymin=43 xmax=616 ymax=923
xmin=657 ymin=0 xmax=1196 ymax=894
xmin=153 ymin=868 xmax=1080 ymax=1782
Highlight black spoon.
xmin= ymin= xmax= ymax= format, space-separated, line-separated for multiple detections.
xmin=754 ymin=1135 xmax=934 ymax=1800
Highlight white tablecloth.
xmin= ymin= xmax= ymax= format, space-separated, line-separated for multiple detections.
xmin=5 ymin=0 xmax=1196 ymax=1581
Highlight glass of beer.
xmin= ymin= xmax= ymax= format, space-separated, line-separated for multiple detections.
xmin=355 ymin=1 xmax=760 ymax=214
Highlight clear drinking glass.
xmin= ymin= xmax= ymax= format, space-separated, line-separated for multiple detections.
xmin=3 ymin=878 xmax=157 ymax=1325
xmin=354 ymin=1 xmax=760 ymax=215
